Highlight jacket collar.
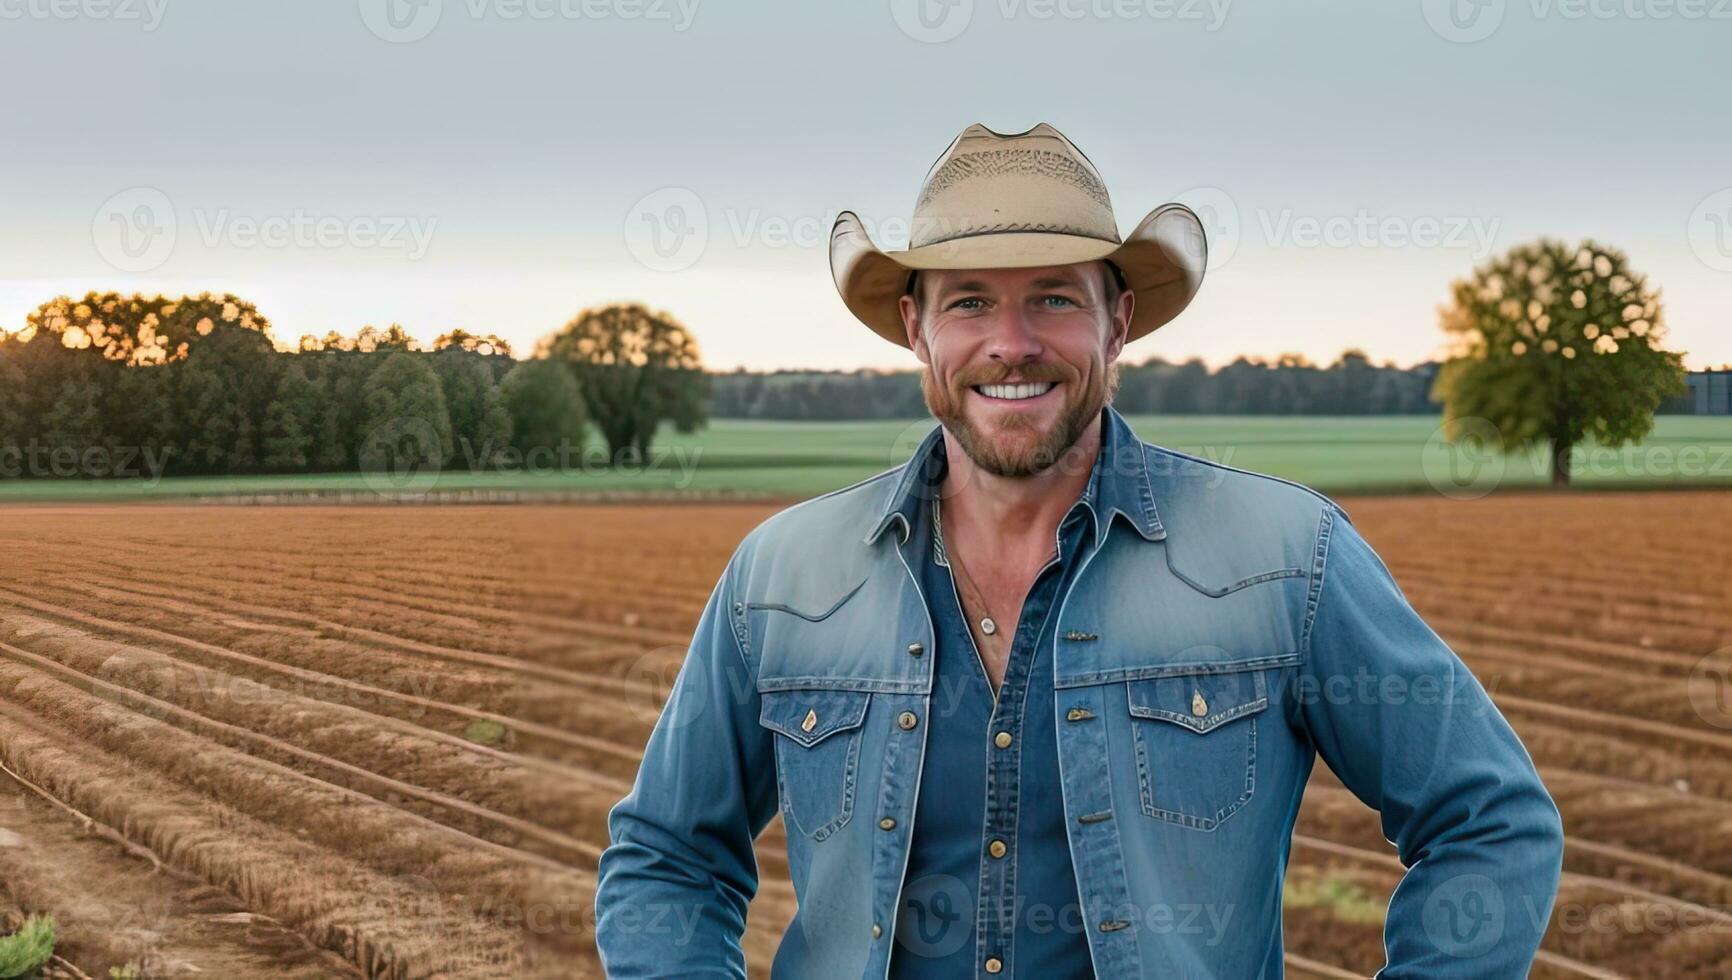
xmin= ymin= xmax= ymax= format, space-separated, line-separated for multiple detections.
xmin=863 ymin=403 xmax=1166 ymax=550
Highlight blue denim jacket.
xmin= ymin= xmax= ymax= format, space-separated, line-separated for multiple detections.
xmin=595 ymin=404 xmax=1565 ymax=979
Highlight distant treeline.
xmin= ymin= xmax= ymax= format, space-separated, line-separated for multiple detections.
xmin=0 ymin=292 xmax=682 ymax=481
xmin=0 ymin=319 xmax=575 ymax=481
xmin=710 ymin=353 xmax=1445 ymax=419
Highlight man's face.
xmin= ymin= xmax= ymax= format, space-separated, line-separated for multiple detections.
xmin=899 ymin=261 xmax=1133 ymax=479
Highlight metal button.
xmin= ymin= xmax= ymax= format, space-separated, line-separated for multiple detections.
xmin=897 ymin=711 xmax=918 ymax=730
xmin=1191 ymin=691 xmax=1209 ymax=717
xmin=801 ymin=708 xmax=818 ymax=732
xmin=879 ymin=817 xmax=896 ymax=830
xmin=988 ymin=838 xmax=1007 ymax=858
xmin=872 ymin=922 xmax=882 ymax=938
xmin=994 ymin=731 xmax=1012 ymax=748
xmin=1065 ymin=707 xmax=1096 ymax=722
xmin=907 ymin=641 xmax=924 ymax=657
xmin=985 ymin=957 xmax=1003 ymax=974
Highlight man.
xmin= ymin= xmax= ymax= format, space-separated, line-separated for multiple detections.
xmin=594 ymin=122 xmax=1564 ymax=978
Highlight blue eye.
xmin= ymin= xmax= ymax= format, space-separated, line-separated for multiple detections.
xmin=1043 ymin=295 xmax=1076 ymax=309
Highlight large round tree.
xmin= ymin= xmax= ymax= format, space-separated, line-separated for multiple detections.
xmin=539 ymin=303 xmax=707 ymax=465
xmin=1433 ymin=239 xmax=1687 ymax=486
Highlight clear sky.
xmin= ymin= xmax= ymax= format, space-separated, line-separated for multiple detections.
xmin=2 ymin=0 xmax=1728 ymax=371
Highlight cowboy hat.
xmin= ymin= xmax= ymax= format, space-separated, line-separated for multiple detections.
xmin=829 ymin=122 xmax=1208 ymax=349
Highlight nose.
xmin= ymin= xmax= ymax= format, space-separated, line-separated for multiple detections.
xmin=982 ymin=305 xmax=1044 ymax=366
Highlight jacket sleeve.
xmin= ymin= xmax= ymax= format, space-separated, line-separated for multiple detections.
xmin=593 ymin=545 xmax=779 ymax=978
xmin=1296 ymin=505 xmax=1564 ymax=978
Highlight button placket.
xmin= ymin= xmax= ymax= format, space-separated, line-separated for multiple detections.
xmin=971 ymin=528 xmax=1080 ymax=979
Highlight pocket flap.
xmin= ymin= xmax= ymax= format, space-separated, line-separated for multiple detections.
xmin=1126 ymin=668 xmax=1268 ymax=734
xmin=759 ymin=689 xmax=872 ymax=747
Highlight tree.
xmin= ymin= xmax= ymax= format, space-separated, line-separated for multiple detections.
xmin=472 ymin=382 xmax=514 ymax=468
xmin=22 ymin=291 xmax=276 ymax=369
xmin=357 ymin=352 xmax=453 ymax=477
xmin=433 ymin=329 xmax=513 ymax=357
xmin=354 ymin=323 xmax=419 ymax=353
xmin=112 ymin=362 xmax=177 ymax=470
xmin=0 ymin=341 xmax=27 ymax=457
xmin=538 ymin=303 xmax=707 ymax=465
xmin=1433 ymin=239 xmax=1687 ymax=486
xmin=173 ymin=322 xmax=278 ymax=473
xmin=431 ymin=349 xmax=514 ymax=466
xmin=41 ymin=379 xmax=104 ymax=464
xmin=501 ymin=358 xmax=587 ymax=460
xmin=261 ymin=361 xmax=318 ymax=469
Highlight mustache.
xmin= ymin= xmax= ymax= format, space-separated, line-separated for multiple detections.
xmin=952 ymin=362 xmax=1075 ymax=388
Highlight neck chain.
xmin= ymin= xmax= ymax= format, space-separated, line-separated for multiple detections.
xmin=933 ymin=495 xmax=1000 ymax=637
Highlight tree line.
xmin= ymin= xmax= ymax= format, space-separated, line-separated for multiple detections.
xmin=710 ymin=352 xmax=1445 ymax=420
xmin=0 ymin=292 xmax=706 ymax=480
xmin=1 ymin=232 xmax=1691 ymax=489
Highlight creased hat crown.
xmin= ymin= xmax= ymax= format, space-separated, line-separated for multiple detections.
xmin=910 ymin=122 xmax=1120 ymax=249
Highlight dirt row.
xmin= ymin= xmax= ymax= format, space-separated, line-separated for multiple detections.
xmin=1 ymin=495 xmax=1730 ymax=976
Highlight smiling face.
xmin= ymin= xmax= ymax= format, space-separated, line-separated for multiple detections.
xmin=900 ymin=260 xmax=1134 ymax=478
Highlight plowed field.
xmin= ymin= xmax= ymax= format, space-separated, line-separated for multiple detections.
xmin=0 ymin=494 xmax=1728 ymax=977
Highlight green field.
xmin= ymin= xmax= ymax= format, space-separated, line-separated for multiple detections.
xmin=3 ymin=415 xmax=1730 ymax=503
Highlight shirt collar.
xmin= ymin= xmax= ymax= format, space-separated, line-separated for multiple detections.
xmin=863 ymin=403 xmax=1166 ymax=550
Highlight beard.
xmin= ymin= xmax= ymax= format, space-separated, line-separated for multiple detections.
xmin=921 ymin=357 xmax=1119 ymax=479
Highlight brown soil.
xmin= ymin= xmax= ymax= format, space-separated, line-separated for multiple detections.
xmin=0 ymin=492 xmax=1726 ymax=976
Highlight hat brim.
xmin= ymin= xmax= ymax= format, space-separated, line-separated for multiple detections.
xmin=829 ymin=203 xmax=1207 ymax=349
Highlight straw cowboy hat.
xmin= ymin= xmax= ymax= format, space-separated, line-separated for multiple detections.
xmin=829 ymin=122 xmax=1208 ymax=349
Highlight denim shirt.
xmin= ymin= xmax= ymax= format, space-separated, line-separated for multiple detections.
xmin=892 ymin=433 xmax=1096 ymax=977
xmin=595 ymin=404 xmax=1565 ymax=980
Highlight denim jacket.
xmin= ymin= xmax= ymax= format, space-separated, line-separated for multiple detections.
xmin=594 ymin=405 xmax=1565 ymax=979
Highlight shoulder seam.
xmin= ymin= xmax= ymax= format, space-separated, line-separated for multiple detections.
xmin=739 ymin=464 xmax=905 ymax=548
xmin=1143 ymin=441 xmax=1349 ymax=518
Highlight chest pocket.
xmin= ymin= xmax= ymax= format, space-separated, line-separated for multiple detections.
xmin=758 ymin=688 xmax=872 ymax=841
xmin=1126 ymin=667 xmax=1268 ymax=831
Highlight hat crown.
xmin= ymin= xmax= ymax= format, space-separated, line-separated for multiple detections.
xmin=910 ymin=122 xmax=1119 ymax=249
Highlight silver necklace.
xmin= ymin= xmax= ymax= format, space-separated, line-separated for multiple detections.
xmin=934 ymin=496 xmax=999 ymax=636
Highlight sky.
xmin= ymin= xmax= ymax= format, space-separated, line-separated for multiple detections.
xmin=1 ymin=0 xmax=1729 ymax=372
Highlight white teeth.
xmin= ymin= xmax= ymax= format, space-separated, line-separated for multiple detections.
xmin=976 ymin=382 xmax=1056 ymax=401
